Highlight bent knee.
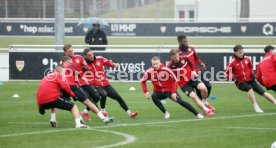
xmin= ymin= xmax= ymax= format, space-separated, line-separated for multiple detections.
xmin=197 ymin=83 xmax=207 ymax=91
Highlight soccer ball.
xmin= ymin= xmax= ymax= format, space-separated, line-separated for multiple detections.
xmin=271 ymin=141 xmax=276 ymax=148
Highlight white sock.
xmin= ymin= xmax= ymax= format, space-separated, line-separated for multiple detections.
xmin=273 ymin=101 xmax=276 ymax=105
xmin=97 ymin=111 xmax=105 ymax=120
xmin=83 ymin=108 xmax=89 ymax=114
xmin=126 ymin=110 xmax=131 ymax=116
xmin=202 ymin=99 xmax=208 ymax=105
xmin=101 ymin=108 xmax=106 ymax=112
xmin=75 ymin=117 xmax=81 ymax=126
xmin=50 ymin=112 xmax=56 ymax=121
xmin=202 ymin=106 xmax=210 ymax=112
xmin=253 ymin=103 xmax=259 ymax=107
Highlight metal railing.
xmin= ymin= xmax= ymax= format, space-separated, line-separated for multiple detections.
xmin=9 ymin=44 xmax=272 ymax=53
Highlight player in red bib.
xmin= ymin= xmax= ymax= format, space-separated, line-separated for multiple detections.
xmin=83 ymin=48 xmax=138 ymax=118
xmin=63 ymin=44 xmax=102 ymax=121
xmin=36 ymin=66 xmax=89 ymax=128
xmin=177 ymin=35 xmax=215 ymax=111
xmin=225 ymin=45 xmax=276 ymax=113
xmin=141 ymin=56 xmax=203 ymax=119
xmin=167 ymin=49 xmax=214 ymax=116
xmin=256 ymin=45 xmax=276 ymax=92
xmin=60 ymin=56 xmax=112 ymax=123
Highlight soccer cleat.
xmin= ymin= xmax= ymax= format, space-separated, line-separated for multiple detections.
xmin=196 ymin=114 xmax=204 ymax=119
xmin=129 ymin=112 xmax=138 ymax=118
xmin=204 ymin=110 xmax=215 ymax=116
xmin=102 ymin=111 xmax=108 ymax=117
xmin=102 ymin=117 xmax=113 ymax=124
xmin=50 ymin=120 xmax=58 ymax=128
xmin=206 ymin=104 xmax=216 ymax=112
xmin=81 ymin=112 xmax=92 ymax=122
xmin=75 ymin=124 xmax=89 ymax=128
xmin=80 ymin=117 xmax=85 ymax=124
xmin=164 ymin=111 xmax=170 ymax=119
xmin=254 ymin=106 xmax=264 ymax=113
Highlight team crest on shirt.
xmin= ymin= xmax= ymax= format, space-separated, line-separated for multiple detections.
xmin=96 ymin=62 xmax=101 ymax=66
xmin=16 ymin=61 xmax=25 ymax=72
xmin=188 ymin=48 xmax=191 ymax=51
xmin=244 ymin=60 xmax=248 ymax=64
xmin=75 ymin=59 xmax=80 ymax=64
xmin=181 ymin=60 xmax=185 ymax=64
xmin=159 ymin=72 xmax=166 ymax=78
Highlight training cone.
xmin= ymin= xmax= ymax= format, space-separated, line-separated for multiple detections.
xmin=210 ymin=96 xmax=217 ymax=100
xmin=129 ymin=87 xmax=136 ymax=91
xmin=12 ymin=94 xmax=20 ymax=98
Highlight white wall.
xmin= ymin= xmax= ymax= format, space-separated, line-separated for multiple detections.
xmin=197 ymin=0 xmax=237 ymax=21
xmin=174 ymin=0 xmax=196 ymax=19
xmin=0 ymin=52 xmax=9 ymax=81
xmin=250 ymin=0 xmax=276 ymax=20
xmin=174 ymin=0 xmax=276 ymax=21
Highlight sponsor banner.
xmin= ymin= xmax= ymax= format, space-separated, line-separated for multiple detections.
xmin=9 ymin=51 xmax=263 ymax=81
xmin=1 ymin=22 xmax=276 ymax=36
xmin=1 ymin=22 xmax=84 ymax=36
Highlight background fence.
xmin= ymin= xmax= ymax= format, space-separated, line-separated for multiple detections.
xmin=1 ymin=0 xmax=276 ymax=21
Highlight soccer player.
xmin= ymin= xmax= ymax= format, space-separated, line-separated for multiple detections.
xmin=36 ymin=66 xmax=89 ymax=128
xmin=177 ymin=35 xmax=215 ymax=111
xmin=256 ymin=45 xmax=276 ymax=92
xmin=225 ymin=45 xmax=276 ymax=113
xmin=82 ymin=48 xmax=138 ymax=118
xmin=61 ymin=56 xmax=112 ymax=123
xmin=63 ymin=44 xmax=102 ymax=121
xmin=141 ymin=56 xmax=203 ymax=119
xmin=167 ymin=49 xmax=214 ymax=116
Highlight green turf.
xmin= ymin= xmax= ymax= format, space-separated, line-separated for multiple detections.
xmin=1 ymin=37 xmax=276 ymax=49
xmin=0 ymin=82 xmax=276 ymax=148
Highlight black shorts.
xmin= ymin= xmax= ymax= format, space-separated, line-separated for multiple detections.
xmin=95 ymin=86 xmax=108 ymax=98
xmin=70 ymin=85 xmax=89 ymax=102
xmin=151 ymin=92 xmax=182 ymax=101
xmin=81 ymin=85 xmax=101 ymax=102
xmin=268 ymin=85 xmax=276 ymax=92
xmin=180 ymin=79 xmax=201 ymax=96
xmin=238 ymin=80 xmax=265 ymax=95
xmin=40 ymin=97 xmax=74 ymax=111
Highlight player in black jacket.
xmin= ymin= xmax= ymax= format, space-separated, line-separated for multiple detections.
xmin=85 ymin=23 xmax=108 ymax=50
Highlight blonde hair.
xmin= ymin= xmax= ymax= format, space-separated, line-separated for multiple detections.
xmin=169 ymin=49 xmax=178 ymax=56
xmin=151 ymin=56 xmax=160 ymax=61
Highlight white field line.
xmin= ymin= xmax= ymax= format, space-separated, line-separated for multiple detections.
xmin=7 ymin=113 xmax=276 ymax=130
xmin=89 ymin=129 xmax=136 ymax=148
xmin=8 ymin=121 xmax=48 ymax=125
xmin=145 ymin=125 xmax=171 ymax=127
xmin=2 ymin=113 xmax=276 ymax=147
xmin=226 ymin=127 xmax=276 ymax=130
xmin=0 ymin=128 xmax=136 ymax=148
xmin=92 ymin=112 xmax=276 ymax=129
xmin=0 ymin=128 xmax=76 ymax=138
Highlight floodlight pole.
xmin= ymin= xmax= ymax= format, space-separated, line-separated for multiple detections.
xmin=5 ymin=0 xmax=8 ymax=18
xmin=55 ymin=0 xmax=65 ymax=50
xmin=43 ymin=0 xmax=46 ymax=18
xmin=80 ymin=0 xmax=84 ymax=18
